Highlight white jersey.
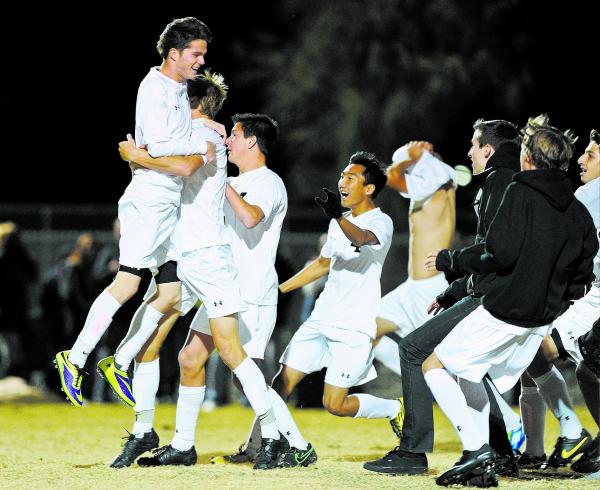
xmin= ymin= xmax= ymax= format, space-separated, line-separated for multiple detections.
xmin=575 ymin=177 xmax=600 ymax=287
xmin=308 ymin=208 xmax=393 ymax=337
xmin=173 ymin=119 xmax=228 ymax=253
xmin=391 ymin=149 xmax=457 ymax=206
xmin=224 ymin=166 xmax=288 ymax=305
xmin=125 ymin=67 xmax=208 ymax=204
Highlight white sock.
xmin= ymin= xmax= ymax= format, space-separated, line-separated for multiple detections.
xmin=424 ymin=368 xmax=486 ymax=451
xmin=534 ymin=366 xmax=582 ymax=438
xmin=373 ymin=336 xmax=401 ymax=376
xmin=69 ymin=291 xmax=121 ymax=367
xmin=459 ymin=379 xmax=490 ymax=444
xmin=268 ymin=387 xmax=308 ymax=450
xmin=171 ymin=385 xmax=206 ymax=452
xmin=487 ymin=379 xmax=522 ymax=433
xmin=233 ymin=357 xmax=278 ymax=440
xmin=520 ymin=385 xmax=546 ymax=456
xmin=132 ymin=358 xmax=160 ymax=436
xmin=352 ymin=393 xmax=401 ymax=419
xmin=114 ymin=303 xmax=164 ymax=371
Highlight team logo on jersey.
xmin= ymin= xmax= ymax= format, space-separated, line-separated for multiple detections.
xmin=213 ymin=300 xmax=223 ymax=307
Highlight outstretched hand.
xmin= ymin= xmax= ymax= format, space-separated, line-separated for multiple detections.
xmin=314 ymin=187 xmax=343 ymax=219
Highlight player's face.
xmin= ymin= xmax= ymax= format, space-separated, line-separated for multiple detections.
xmin=338 ymin=163 xmax=369 ymax=208
xmin=226 ymin=122 xmax=245 ymax=164
xmin=468 ymin=130 xmax=488 ymax=175
xmin=577 ymin=140 xmax=600 ymax=184
xmin=174 ymin=39 xmax=208 ymax=82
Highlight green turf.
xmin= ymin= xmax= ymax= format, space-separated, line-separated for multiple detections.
xmin=0 ymin=403 xmax=596 ymax=489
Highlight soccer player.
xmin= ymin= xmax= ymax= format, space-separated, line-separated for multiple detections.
xmin=422 ymin=115 xmax=597 ymax=487
xmin=54 ymin=17 xmax=216 ymax=407
xmin=373 ymin=140 xmax=463 ymax=376
xmin=517 ymin=128 xmax=600 ymax=472
xmin=250 ymin=152 xmax=397 ymax=465
xmin=364 ymin=119 xmax=523 ymax=476
xmin=111 ymin=112 xmax=288 ymax=470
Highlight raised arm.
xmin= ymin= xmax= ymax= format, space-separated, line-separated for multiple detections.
xmin=279 ymin=255 xmax=331 ymax=294
xmin=386 ymin=141 xmax=432 ymax=192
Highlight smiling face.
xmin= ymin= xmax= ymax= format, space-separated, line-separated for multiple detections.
xmin=172 ymin=39 xmax=208 ymax=82
xmin=577 ymin=140 xmax=600 ymax=184
xmin=338 ymin=163 xmax=374 ymax=209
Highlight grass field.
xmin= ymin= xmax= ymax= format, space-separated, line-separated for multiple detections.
xmin=0 ymin=402 xmax=596 ymax=489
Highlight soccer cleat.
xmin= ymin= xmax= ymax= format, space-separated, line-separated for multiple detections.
xmin=494 ymin=452 xmax=519 ymax=477
xmin=253 ymin=437 xmax=289 ymax=470
xmin=508 ymin=424 xmax=526 ymax=453
xmin=435 ymin=444 xmax=497 ymax=487
xmin=517 ymin=452 xmax=548 ymax=469
xmin=547 ymin=428 xmax=592 ymax=468
xmin=363 ymin=447 xmax=428 ymax=475
xmin=571 ymin=434 xmax=600 ymax=474
xmin=210 ymin=444 xmax=254 ymax=464
xmin=277 ymin=443 xmax=317 ymax=468
xmin=54 ymin=350 xmax=85 ymax=407
xmin=110 ymin=429 xmax=159 ymax=468
xmin=137 ymin=444 xmax=197 ymax=466
xmin=390 ymin=397 xmax=405 ymax=439
xmin=97 ymin=356 xmax=135 ymax=408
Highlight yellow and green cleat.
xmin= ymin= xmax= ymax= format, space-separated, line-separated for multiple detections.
xmin=97 ymin=356 xmax=135 ymax=408
xmin=390 ymin=397 xmax=404 ymax=439
xmin=54 ymin=350 xmax=84 ymax=407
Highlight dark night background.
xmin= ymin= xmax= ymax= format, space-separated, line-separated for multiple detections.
xmin=1 ymin=0 xmax=597 ymax=231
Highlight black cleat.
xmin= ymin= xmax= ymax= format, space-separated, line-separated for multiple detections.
xmin=572 ymin=434 xmax=600 ymax=474
xmin=548 ymin=429 xmax=592 ymax=468
xmin=253 ymin=437 xmax=289 ymax=470
xmin=494 ymin=452 xmax=519 ymax=477
xmin=110 ymin=429 xmax=160 ymax=468
xmin=517 ymin=452 xmax=548 ymax=469
xmin=137 ymin=444 xmax=197 ymax=466
xmin=363 ymin=447 xmax=428 ymax=475
xmin=435 ymin=444 xmax=497 ymax=487
xmin=277 ymin=443 xmax=317 ymax=468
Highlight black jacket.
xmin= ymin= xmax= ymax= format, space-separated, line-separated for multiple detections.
xmin=462 ymin=168 xmax=597 ymax=327
xmin=436 ymin=143 xmax=521 ymax=307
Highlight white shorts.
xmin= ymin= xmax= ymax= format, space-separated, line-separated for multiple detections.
xmin=189 ymin=302 xmax=277 ymax=359
xmin=118 ymin=197 xmax=178 ymax=269
xmin=177 ymin=245 xmax=243 ymax=319
xmin=435 ymin=305 xmax=549 ymax=394
xmin=280 ymin=320 xmax=377 ymax=388
xmin=552 ymin=285 xmax=600 ymax=363
xmin=378 ymin=274 xmax=448 ymax=337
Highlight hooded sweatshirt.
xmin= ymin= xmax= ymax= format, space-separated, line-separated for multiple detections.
xmin=466 ymin=168 xmax=598 ymax=327
xmin=436 ymin=142 xmax=521 ymax=306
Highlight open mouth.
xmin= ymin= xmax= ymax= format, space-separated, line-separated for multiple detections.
xmin=340 ymin=190 xmax=349 ymax=199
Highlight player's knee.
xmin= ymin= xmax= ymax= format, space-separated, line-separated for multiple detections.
xmin=178 ymin=347 xmax=204 ymax=376
xmin=322 ymin=396 xmax=345 ymax=417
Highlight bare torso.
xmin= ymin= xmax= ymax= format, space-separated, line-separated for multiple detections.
xmin=408 ymin=185 xmax=456 ymax=279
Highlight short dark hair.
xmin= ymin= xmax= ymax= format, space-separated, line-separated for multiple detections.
xmin=590 ymin=129 xmax=600 ymax=146
xmin=157 ymin=17 xmax=212 ymax=59
xmin=232 ymin=113 xmax=279 ymax=158
xmin=349 ymin=151 xmax=387 ymax=199
xmin=187 ymin=70 xmax=228 ymax=119
xmin=520 ymin=114 xmax=577 ymax=171
xmin=473 ymin=119 xmax=521 ymax=149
